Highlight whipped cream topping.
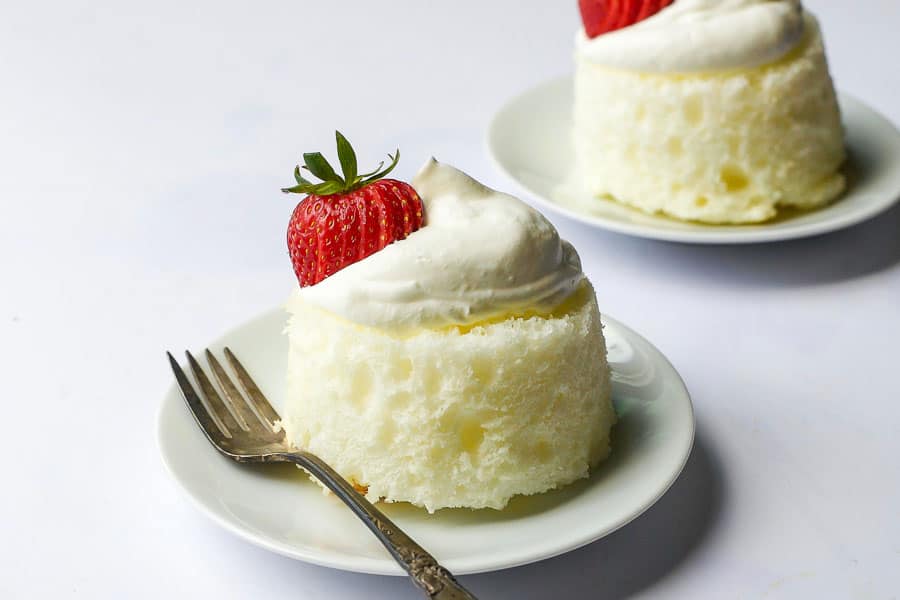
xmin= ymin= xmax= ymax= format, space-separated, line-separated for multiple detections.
xmin=576 ymin=0 xmax=806 ymax=73
xmin=296 ymin=159 xmax=585 ymax=333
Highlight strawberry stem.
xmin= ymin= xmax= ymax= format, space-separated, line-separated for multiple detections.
xmin=282 ymin=131 xmax=400 ymax=195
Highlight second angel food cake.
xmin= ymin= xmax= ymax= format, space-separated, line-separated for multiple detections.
xmin=574 ymin=0 xmax=846 ymax=223
xmin=281 ymin=152 xmax=613 ymax=512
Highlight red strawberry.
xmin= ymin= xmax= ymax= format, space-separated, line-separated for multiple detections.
xmin=636 ymin=0 xmax=673 ymax=20
xmin=613 ymin=0 xmax=641 ymax=31
xmin=282 ymin=132 xmax=424 ymax=287
xmin=579 ymin=0 xmax=673 ymax=38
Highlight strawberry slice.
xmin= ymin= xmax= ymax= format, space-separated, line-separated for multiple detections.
xmin=579 ymin=0 xmax=674 ymax=38
xmin=637 ymin=0 xmax=673 ymax=22
xmin=596 ymin=0 xmax=620 ymax=36
xmin=612 ymin=0 xmax=640 ymax=32
xmin=579 ymin=0 xmax=604 ymax=38
xmin=609 ymin=0 xmax=634 ymax=31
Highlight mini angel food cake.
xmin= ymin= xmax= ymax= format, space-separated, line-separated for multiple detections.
xmin=574 ymin=0 xmax=846 ymax=223
xmin=278 ymin=135 xmax=613 ymax=512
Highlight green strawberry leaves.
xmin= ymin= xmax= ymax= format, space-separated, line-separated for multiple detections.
xmin=335 ymin=131 xmax=357 ymax=184
xmin=282 ymin=131 xmax=400 ymax=196
xmin=293 ymin=166 xmax=313 ymax=186
xmin=359 ymin=150 xmax=399 ymax=184
xmin=302 ymin=152 xmax=343 ymax=184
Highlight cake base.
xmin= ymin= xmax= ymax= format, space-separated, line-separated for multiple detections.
xmin=573 ymin=13 xmax=846 ymax=224
xmin=280 ymin=283 xmax=614 ymax=512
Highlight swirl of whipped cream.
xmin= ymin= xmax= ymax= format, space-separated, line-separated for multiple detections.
xmin=576 ymin=0 xmax=806 ymax=73
xmin=295 ymin=159 xmax=585 ymax=333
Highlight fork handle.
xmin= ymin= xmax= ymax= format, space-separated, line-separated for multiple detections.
xmin=277 ymin=452 xmax=478 ymax=600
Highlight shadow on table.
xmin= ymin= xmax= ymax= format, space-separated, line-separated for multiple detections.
xmin=465 ymin=427 xmax=725 ymax=600
xmin=569 ymin=199 xmax=900 ymax=289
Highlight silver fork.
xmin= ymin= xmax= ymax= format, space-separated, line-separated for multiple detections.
xmin=167 ymin=347 xmax=477 ymax=600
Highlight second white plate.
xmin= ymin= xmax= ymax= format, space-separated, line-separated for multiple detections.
xmin=487 ymin=77 xmax=900 ymax=244
xmin=158 ymin=308 xmax=694 ymax=575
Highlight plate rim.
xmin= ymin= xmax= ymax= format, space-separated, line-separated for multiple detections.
xmin=486 ymin=76 xmax=900 ymax=244
xmin=157 ymin=307 xmax=695 ymax=576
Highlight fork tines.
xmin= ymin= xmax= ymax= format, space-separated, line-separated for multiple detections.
xmin=167 ymin=348 xmax=283 ymax=453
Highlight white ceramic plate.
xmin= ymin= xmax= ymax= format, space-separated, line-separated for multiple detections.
xmin=487 ymin=77 xmax=900 ymax=244
xmin=158 ymin=308 xmax=694 ymax=575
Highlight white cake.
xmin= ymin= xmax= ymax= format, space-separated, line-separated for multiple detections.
xmin=573 ymin=1 xmax=845 ymax=224
xmin=280 ymin=160 xmax=614 ymax=512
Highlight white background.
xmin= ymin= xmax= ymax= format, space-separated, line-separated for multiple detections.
xmin=2 ymin=1 xmax=898 ymax=598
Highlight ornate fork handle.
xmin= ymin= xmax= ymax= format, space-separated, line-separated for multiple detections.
xmin=277 ymin=451 xmax=478 ymax=600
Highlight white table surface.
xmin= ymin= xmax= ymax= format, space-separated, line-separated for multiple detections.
xmin=2 ymin=1 xmax=898 ymax=598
